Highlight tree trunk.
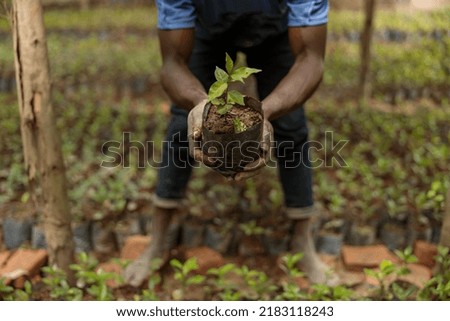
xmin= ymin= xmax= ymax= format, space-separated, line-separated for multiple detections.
xmin=359 ymin=0 xmax=376 ymax=105
xmin=440 ymin=190 xmax=450 ymax=248
xmin=79 ymin=0 xmax=90 ymax=10
xmin=12 ymin=0 xmax=75 ymax=281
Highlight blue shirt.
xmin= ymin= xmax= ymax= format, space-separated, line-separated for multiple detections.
xmin=156 ymin=0 xmax=328 ymax=30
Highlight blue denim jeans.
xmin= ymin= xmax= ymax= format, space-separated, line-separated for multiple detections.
xmin=155 ymin=32 xmax=313 ymax=210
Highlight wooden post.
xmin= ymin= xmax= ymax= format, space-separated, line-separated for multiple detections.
xmin=359 ymin=0 xmax=376 ymax=105
xmin=79 ymin=0 xmax=90 ymax=10
xmin=12 ymin=0 xmax=75 ymax=280
xmin=440 ymin=190 xmax=450 ymax=248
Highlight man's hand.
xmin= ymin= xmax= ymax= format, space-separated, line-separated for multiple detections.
xmin=234 ymin=119 xmax=274 ymax=181
xmin=187 ymin=99 xmax=215 ymax=165
xmin=188 ymin=100 xmax=274 ymax=180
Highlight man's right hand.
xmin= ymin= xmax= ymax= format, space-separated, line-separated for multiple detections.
xmin=233 ymin=119 xmax=273 ymax=181
xmin=187 ymin=99 xmax=215 ymax=166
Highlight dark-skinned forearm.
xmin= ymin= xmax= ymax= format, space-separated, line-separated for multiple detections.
xmin=160 ymin=59 xmax=207 ymax=111
xmin=262 ymin=25 xmax=327 ymax=121
xmin=158 ymin=29 xmax=208 ymax=110
xmin=262 ymin=52 xmax=324 ymax=120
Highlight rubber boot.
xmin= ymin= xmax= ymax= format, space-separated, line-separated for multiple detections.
xmin=123 ymin=206 xmax=176 ymax=287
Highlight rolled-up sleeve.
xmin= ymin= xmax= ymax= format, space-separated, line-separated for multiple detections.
xmin=287 ymin=0 xmax=328 ymax=27
xmin=156 ymin=0 xmax=196 ymax=30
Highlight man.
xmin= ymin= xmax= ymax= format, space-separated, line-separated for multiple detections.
xmin=124 ymin=0 xmax=336 ymax=287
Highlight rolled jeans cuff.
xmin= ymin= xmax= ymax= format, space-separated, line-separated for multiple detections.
xmin=152 ymin=194 xmax=184 ymax=210
xmin=286 ymin=205 xmax=318 ymax=219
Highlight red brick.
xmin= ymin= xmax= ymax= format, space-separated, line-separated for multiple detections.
xmin=185 ymin=247 xmax=225 ymax=275
xmin=0 ymin=227 xmax=4 ymax=252
xmin=98 ymin=262 xmax=123 ymax=288
xmin=414 ymin=240 xmax=437 ymax=269
xmin=120 ymin=235 xmax=151 ymax=260
xmin=340 ymin=271 xmax=366 ymax=287
xmin=0 ymin=251 xmax=11 ymax=267
xmin=399 ymin=263 xmax=432 ymax=289
xmin=342 ymin=245 xmax=399 ymax=272
xmin=0 ymin=249 xmax=47 ymax=285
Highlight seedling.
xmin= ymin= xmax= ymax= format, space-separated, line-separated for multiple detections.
xmin=418 ymin=246 xmax=450 ymax=300
xmin=202 ymin=54 xmax=264 ymax=175
xmin=308 ymin=284 xmax=353 ymax=301
xmin=416 ymin=178 xmax=449 ymax=216
xmin=207 ymin=263 xmax=241 ymax=301
xmin=364 ymin=247 xmax=418 ymax=300
xmin=275 ymin=283 xmax=306 ymax=301
xmin=70 ymin=252 xmax=118 ymax=301
xmin=83 ymin=269 xmax=118 ymax=301
xmin=275 ymin=253 xmax=307 ymax=300
xmin=207 ymin=263 xmax=237 ymax=289
xmin=170 ymin=258 xmax=206 ymax=300
xmin=219 ymin=289 xmax=242 ymax=301
xmin=0 ymin=278 xmax=14 ymax=300
xmin=239 ymin=220 xmax=265 ymax=237
xmin=42 ymin=265 xmax=83 ymax=300
xmin=10 ymin=280 xmax=32 ymax=301
xmin=207 ymin=53 xmax=261 ymax=117
xmin=280 ymin=252 xmax=305 ymax=278
xmin=237 ymin=265 xmax=277 ymax=300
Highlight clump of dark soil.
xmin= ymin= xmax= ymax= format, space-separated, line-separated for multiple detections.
xmin=204 ymin=104 xmax=262 ymax=134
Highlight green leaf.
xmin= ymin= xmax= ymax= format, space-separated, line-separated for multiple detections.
xmin=0 ymin=278 xmax=14 ymax=294
xmin=207 ymin=263 xmax=236 ymax=276
xmin=333 ymin=286 xmax=353 ymax=300
xmin=364 ymin=268 xmax=377 ymax=278
xmin=282 ymin=252 xmax=304 ymax=274
xmin=431 ymin=180 xmax=442 ymax=191
xmin=20 ymin=192 xmax=29 ymax=203
xmin=186 ymin=275 xmax=206 ymax=286
xmin=225 ymin=53 xmax=234 ymax=74
xmin=380 ymin=260 xmax=396 ymax=275
xmin=24 ymin=281 xmax=32 ymax=294
xmin=438 ymin=245 xmax=449 ymax=257
xmin=427 ymin=190 xmax=436 ymax=198
xmin=208 ymin=80 xmax=228 ymax=100
xmin=211 ymin=98 xmax=225 ymax=106
xmin=233 ymin=118 xmax=247 ymax=133
xmin=183 ymin=258 xmax=199 ymax=274
xmin=397 ymin=266 xmax=411 ymax=276
xmin=214 ymin=67 xmax=229 ymax=82
xmin=230 ymin=67 xmax=261 ymax=83
xmin=227 ymin=90 xmax=245 ymax=106
xmin=217 ymin=104 xmax=233 ymax=115
xmin=220 ymin=263 xmax=237 ymax=274
xmin=170 ymin=259 xmax=183 ymax=271
xmin=291 ymin=252 xmax=304 ymax=264
xmin=404 ymin=246 xmax=413 ymax=256
xmin=174 ymin=273 xmax=183 ymax=282
xmin=148 ymin=274 xmax=161 ymax=288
